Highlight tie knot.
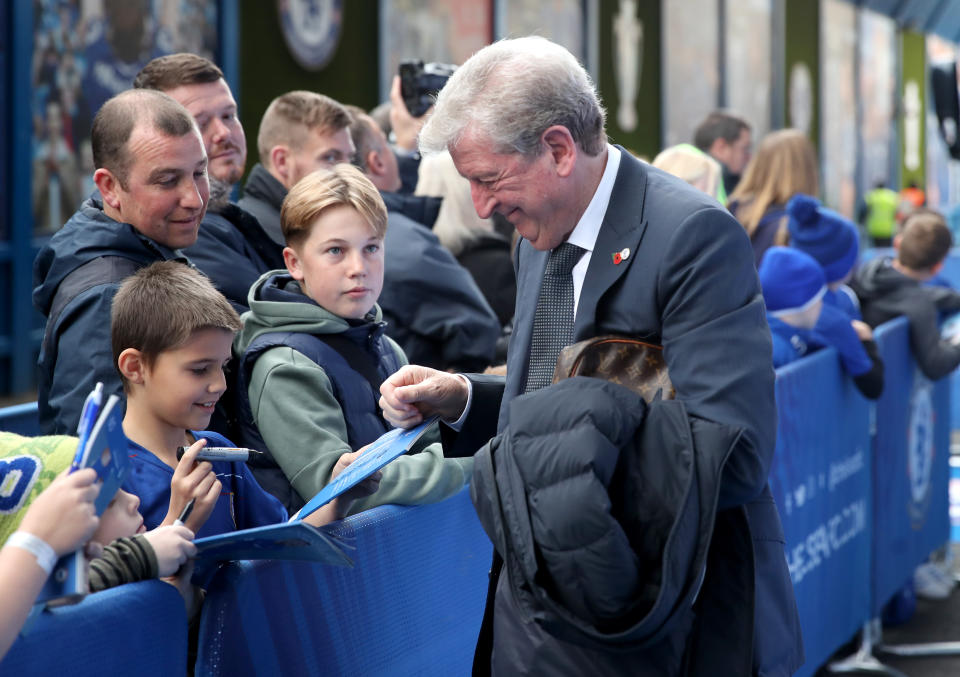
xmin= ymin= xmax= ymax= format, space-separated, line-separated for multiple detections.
xmin=546 ymin=242 xmax=585 ymax=276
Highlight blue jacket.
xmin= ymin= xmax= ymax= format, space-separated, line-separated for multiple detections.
xmin=33 ymin=196 xmax=190 ymax=435
xmin=184 ymin=202 xmax=284 ymax=314
xmin=769 ymin=304 xmax=873 ymax=376
xmin=122 ymin=430 xmax=289 ymax=538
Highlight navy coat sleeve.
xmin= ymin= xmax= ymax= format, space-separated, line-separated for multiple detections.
xmin=42 ymin=284 xmax=126 ymax=434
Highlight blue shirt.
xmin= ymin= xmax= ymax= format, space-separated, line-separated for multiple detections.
xmin=122 ymin=430 xmax=289 ymax=539
xmin=824 ymin=285 xmax=862 ymax=321
xmin=768 ymin=304 xmax=872 ymax=376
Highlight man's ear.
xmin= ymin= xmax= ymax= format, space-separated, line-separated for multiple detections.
xmin=932 ymin=259 xmax=946 ymax=276
xmin=269 ymin=146 xmax=292 ymax=185
xmin=283 ymin=245 xmax=304 ymax=280
xmin=541 ymin=126 xmax=578 ymax=178
xmin=117 ymin=348 xmax=147 ymax=386
xmin=366 ymin=149 xmax=386 ymax=178
xmin=893 ymin=233 xmax=902 ymax=251
xmin=94 ymin=168 xmax=122 ymax=210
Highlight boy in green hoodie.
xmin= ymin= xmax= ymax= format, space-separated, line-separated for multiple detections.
xmin=234 ymin=165 xmax=472 ymax=514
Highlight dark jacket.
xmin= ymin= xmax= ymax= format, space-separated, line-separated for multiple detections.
xmin=33 ymin=196 xmax=189 ymax=434
xmin=238 ymin=163 xmax=286 ymax=245
xmin=472 ymin=377 xmax=745 ymax=676
xmin=456 ymin=151 xmax=801 ymax=676
xmin=184 ymin=202 xmax=284 ymax=313
xmin=379 ymin=194 xmax=500 ymax=372
xmin=852 ymin=256 xmax=960 ymax=380
xmin=456 ymin=231 xmax=516 ymax=329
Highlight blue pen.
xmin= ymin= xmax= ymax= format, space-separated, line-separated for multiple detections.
xmin=70 ymin=382 xmax=103 ymax=473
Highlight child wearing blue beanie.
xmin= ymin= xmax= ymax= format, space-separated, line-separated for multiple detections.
xmin=787 ymin=193 xmax=863 ymax=320
xmin=760 ymin=247 xmax=884 ymax=398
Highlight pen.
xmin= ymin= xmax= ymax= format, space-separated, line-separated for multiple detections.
xmin=70 ymin=382 xmax=103 ymax=473
xmin=176 ymin=446 xmax=262 ymax=462
xmin=173 ymin=498 xmax=196 ymax=527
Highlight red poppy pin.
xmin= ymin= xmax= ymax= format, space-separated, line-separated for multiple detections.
xmin=612 ymin=247 xmax=630 ymax=265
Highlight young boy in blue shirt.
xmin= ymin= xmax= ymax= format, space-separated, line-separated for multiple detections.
xmin=112 ymin=261 xmax=377 ymax=537
xmin=760 ymin=247 xmax=884 ymax=398
xmin=234 ymin=165 xmax=471 ymax=513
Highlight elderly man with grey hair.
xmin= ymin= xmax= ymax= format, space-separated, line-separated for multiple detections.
xmin=379 ymin=36 xmax=800 ymax=676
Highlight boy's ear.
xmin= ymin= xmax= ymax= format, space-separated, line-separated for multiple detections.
xmin=893 ymin=233 xmax=902 ymax=251
xmin=932 ymin=260 xmax=946 ymax=276
xmin=117 ymin=348 xmax=147 ymax=385
xmin=283 ymin=245 xmax=304 ymax=281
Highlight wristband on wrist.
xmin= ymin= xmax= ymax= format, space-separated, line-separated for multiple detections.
xmin=5 ymin=531 xmax=57 ymax=576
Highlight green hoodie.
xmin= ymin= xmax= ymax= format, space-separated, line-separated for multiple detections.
xmin=234 ymin=270 xmax=472 ymax=514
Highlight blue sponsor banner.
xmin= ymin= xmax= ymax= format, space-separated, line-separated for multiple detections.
xmin=769 ymin=348 xmax=872 ymax=677
xmin=872 ymin=318 xmax=951 ymax=614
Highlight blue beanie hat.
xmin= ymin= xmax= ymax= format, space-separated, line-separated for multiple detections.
xmin=787 ymin=193 xmax=860 ymax=283
xmin=759 ymin=246 xmax=827 ymax=316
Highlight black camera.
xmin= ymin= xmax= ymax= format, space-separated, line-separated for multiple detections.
xmin=399 ymin=59 xmax=456 ymax=117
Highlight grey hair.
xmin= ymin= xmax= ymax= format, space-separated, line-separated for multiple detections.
xmin=418 ymin=36 xmax=606 ymax=158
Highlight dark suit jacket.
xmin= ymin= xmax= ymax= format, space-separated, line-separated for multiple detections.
xmin=460 ymin=149 xmax=802 ymax=676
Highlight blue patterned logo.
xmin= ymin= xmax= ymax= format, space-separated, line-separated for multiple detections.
xmin=0 ymin=455 xmax=41 ymax=514
xmin=277 ymin=0 xmax=343 ymax=71
xmin=907 ymin=372 xmax=934 ymax=527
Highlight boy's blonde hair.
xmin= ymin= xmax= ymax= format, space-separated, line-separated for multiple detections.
xmin=111 ymin=261 xmax=241 ymax=390
xmin=280 ymin=164 xmax=388 ymax=250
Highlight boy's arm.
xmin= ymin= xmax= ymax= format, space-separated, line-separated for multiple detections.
xmin=88 ymin=535 xmax=158 ymax=593
xmin=250 ymin=348 xmax=471 ymax=513
xmin=906 ymin=300 xmax=960 ymax=380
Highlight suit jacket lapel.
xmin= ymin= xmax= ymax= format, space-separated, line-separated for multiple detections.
xmin=574 ymin=149 xmax=649 ymax=340
xmin=504 ymin=242 xmax=549 ymax=402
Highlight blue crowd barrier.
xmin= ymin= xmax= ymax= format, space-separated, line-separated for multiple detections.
xmin=0 ymin=314 xmax=954 ymax=675
xmin=196 ymin=485 xmax=491 ymax=676
xmin=0 ymin=580 xmax=187 ymax=675
xmin=768 ymin=347 xmax=873 ymax=677
xmin=871 ymin=318 xmax=951 ymax=614
xmin=0 ymin=400 xmax=39 ymax=436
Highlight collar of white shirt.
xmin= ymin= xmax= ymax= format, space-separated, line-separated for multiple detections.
xmin=564 ymin=144 xmax=622 ymax=315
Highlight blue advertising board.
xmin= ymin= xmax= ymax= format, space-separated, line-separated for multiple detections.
xmin=871 ymin=318 xmax=951 ymax=613
xmin=768 ymin=348 xmax=872 ymax=677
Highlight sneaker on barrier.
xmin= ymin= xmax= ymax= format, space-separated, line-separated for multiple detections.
xmin=914 ymin=563 xmax=952 ymax=600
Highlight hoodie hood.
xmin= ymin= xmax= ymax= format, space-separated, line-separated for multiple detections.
xmin=33 ymin=196 xmax=186 ymax=315
xmin=235 ymin=270 xmax=384 ymax=353
xmin=852 ymin=256 xmax=913 ymax=304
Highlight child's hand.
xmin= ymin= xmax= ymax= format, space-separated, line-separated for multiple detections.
xmin=163 ymin=439 xmax=221 ymax=533
xmin=161 ymin=559 xmax=204 ymax=620
xmin=331 ymin=449 xmax=382 ymax=502
xmin=18 ymin=468 xmax=100 ymax=556
xmin=144 ymin=525 xmax=196 ymax=577
xmin=302 ymin=449 xmax=382 ymax=527
xmin=851 ymin=320 xmax=874 ymax=341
